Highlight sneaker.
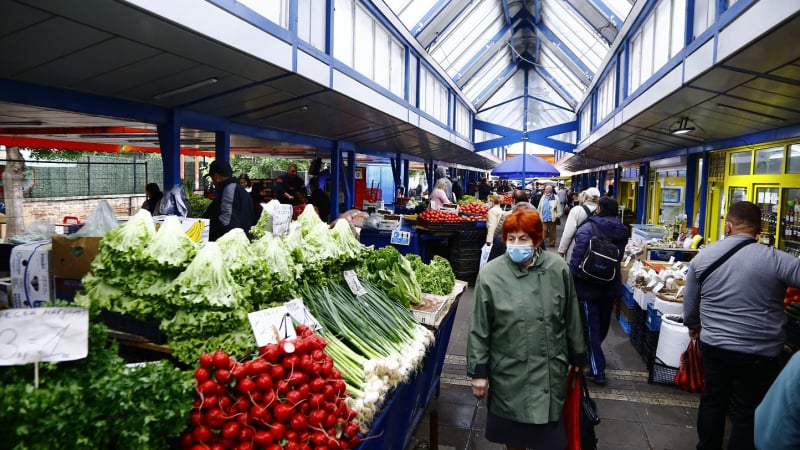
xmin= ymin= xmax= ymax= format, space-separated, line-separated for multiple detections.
xmin=591 ymin=374 xmax=607 ymax=386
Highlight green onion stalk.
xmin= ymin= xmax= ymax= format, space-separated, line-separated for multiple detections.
xmin=301 ymin=281 xmax=434 ymax=426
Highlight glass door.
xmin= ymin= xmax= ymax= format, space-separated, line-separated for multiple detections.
xmin=780 ymin=188 xmax=800 ymax=256
xmin=723 ymin=187 xmax=747 ymax=239
xmin=754 ymin=185 xmax=779 ymax=246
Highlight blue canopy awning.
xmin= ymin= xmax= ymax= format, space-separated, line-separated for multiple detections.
xmin=491 ymin=155 xmax=560 ymax=179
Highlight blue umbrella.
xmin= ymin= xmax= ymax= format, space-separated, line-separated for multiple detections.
xmin=491 ymin=155 xmax=560 ymax=179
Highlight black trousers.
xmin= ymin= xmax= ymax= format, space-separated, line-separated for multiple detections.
xmin=696 ymin=343 xmax=780 ymax=450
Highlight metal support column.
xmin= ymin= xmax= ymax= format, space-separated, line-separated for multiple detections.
xmin=636 ymin=163 xmax=650 ymax=224
xmin=697 ymin=152 xmax=710 ymax=236
xmin=156 ymin=109 xmax=182 ymax=189
xmin=685 ymin=153 xmax=699 ymax=229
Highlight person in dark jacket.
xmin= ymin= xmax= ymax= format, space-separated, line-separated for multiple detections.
xmin=568 ymin=196 xmax=628 ymax=385
xmin=141 ymin=182 xmax=163 ymax=215
xmin=203 ymin=160 xmax=255 ymax=241
xmin=274 ymin=163 xmax=306 ymax=204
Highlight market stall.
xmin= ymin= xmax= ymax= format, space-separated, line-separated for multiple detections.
xmin=0 ymin=201 xmax=468 ymax=449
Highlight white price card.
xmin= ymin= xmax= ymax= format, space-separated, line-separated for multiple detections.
xmin=390 ymin=230 xmax=411 ymax=246
xmin=343 ymin=270 xmax=367 ymax=296
xmin=623 ymin=256 xmax=632 ymax=267
xmin=248 ymin=306 xmax=297 ymax=347
xmin=285 ymin=298 xmax=322 ymax=331
xmin=647 ymin=279 xmax=658 ymax=288
xmin=0 ymin=307 xmax=89 ymax=365
xmin=676 ymin=285 xmax=685 ymax=298
xmin=653 ymin=282 xmax=665 ymax=293
xmin=668 ymin=256 xmax=676 ymax=264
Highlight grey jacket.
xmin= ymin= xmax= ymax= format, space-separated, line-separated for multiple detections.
xmin=683 ymin=234 xmax=800 ymax=357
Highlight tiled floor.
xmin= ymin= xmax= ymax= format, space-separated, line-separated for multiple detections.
xmin=407 ymin=235 xmax=709 ymax=450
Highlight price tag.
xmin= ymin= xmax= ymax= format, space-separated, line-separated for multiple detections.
xmin=668 ymin=256 xmax=676 ymax=264
xmin=623 ymin=256 xmax=632 ymax=267
xmin=285 ymin=298 xmax=322 ymax=331
xmin=647 ymin=279 xmax=658 ymax=288
xmin=653 ymin=282 xmax=664 ymax=293
xmin=673 ymin=262 xmax=683 ymax=270
xmin=343 ymin=270 xmax=367 ymax=296
xmin=266 ymin=203 xmax=294 ymax=236
xmin=390 ymin=230 xmax=411 ymax=246
xmin=248 ymin=306 xmax=297 ymax=347
xmin=676 ymin=285 xmax=685 ymax=298
xmin=0 ymin=307 xmax=89 ymax=365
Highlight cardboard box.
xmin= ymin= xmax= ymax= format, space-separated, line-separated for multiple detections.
xmin=362 ymin=200 xmax=384 ymax=210
xmin=10 ymin=242 xmax=53 ymax=308
xmin=377 ymin=215 xmax=403 ymax=231
xmin=153 ymin=216 xmax=210 ymax=242
xmin=0 ymin=278 xmax=11 ymax=309
xmin=51 ymin=235 xmax=102 ymax=280
xmin=54 ymin=277 xmax=85 ymax=303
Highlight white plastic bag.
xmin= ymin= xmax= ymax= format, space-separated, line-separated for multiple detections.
xmin=71 ymin=200 xmax=119 ymax=238
xmin=479 ymin=244 xmax=492 ymax=270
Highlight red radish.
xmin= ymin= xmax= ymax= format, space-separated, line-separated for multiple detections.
xmin=261 ymin=344 xmax=280 ymax=363
xmin=269 ymin=422 xmax=287 ymax=440
xmin=270 ymin=364 xmax=286 ymax=380
xmin=248 ymin=359 xmax=269 ymax=377
xmin=205 ymin=408 xmax=227 ymax=428
xmin=309 ymin=393 xmax=325 ymax=409
xmin=273 ymin=403 xmax=294 ymax=422
xmin=180 ymin=431 xmax=195 ymax=447
xmin=262 ymin=389 xmax=277 ymax=406
xmin=279 ymin=340 xmax=296 ymax=355
xmin=283 ymin=355 xmax=300 ymax=371
xmin=290 ymin=413 xmax=308 ymax=431
xmin=195 ymin=367 xmax=211 ymax=382
xmin=199 ymin=352 xmax=214 ymax=368
xmin=193 ymin=425 xmax=212 ymax=442
xmin=221 ymin=421 xmax=240 ymax=439
xmin=231 ymin=364 xmax=248 ymax=381
xmin=255 ymin=373 xmax=273 ymax=391
xmin=236 ymin=378 xmax=256 ymax=394
xmin=253 ymin=430 xmax=274 ymax=446
xmin=275 ymin=379 xmax=291 ymax=395
xmin=198 ymin=380 xmax=219 ymax=395
xmin=308 ymin=409 xmax=326 ymax=427
xmin=212 ymin=350 xmax=231 ymax=369
xmin=285 ymin=389 xmax=304 ymax=405
xmin=237 ymin=426 xmax=254 ymax=442
xmin=215 ymin=368 xmax=232 ymax=384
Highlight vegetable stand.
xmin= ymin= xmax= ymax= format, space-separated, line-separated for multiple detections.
xmin=358 ymin=225 xmax=420 ymax=256
xmin=358 ymin=280 xmax=467 ymax=449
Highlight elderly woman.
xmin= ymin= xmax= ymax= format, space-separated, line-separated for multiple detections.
xmin=468 ymin=208 xmax=587 ymax=450
xmin=484 ymin=194 xmax=506 ymax=245
xmin=428 ymin=178 xmax=451 ymax=210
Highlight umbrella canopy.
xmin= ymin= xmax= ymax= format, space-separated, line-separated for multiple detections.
xmin=491 ymin=155 xmax=560 ymax=179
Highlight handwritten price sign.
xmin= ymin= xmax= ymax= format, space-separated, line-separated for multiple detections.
xmin=248 ymin=306 xmax=297 ymax=347
xmin=0 ymin=307 xmax=89 ymax=365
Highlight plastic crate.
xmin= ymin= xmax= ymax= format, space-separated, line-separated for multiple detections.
xmin=618 ymin=314 xmax=631 ymax=334
xmin=451 ymin=230 xmax=488 ymax=249
xmin=620 ymin=301 xmax=635 ymax=322
xmin=630 ymin=304 xmax=647 ymax=356
xmin=623 ymin=284 xmax=635 ymax=308
xmin=648 ymin=358 xmax=678 ymax=386
xmin=640 ymin=329 xmax=660 ymax=366
xmin=646 ymin=303 xmax=663 ymax=331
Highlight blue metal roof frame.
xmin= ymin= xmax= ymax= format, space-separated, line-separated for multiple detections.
xmin=384 ymin=0 xmax=633 ymax=156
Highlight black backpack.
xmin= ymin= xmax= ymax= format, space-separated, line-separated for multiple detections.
xmin=578 ymin=220 xmax=621 ymax=283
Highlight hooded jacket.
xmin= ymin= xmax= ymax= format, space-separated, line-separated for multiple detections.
xmin=568 ymin=216 xmax=629 ymax=300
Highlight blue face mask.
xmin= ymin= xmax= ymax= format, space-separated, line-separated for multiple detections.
xmin=506 ymin=244 xmax=534 ymax=263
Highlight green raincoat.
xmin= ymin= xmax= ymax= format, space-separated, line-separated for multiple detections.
xmin=467 ymin=250 xmax=587 ymax=424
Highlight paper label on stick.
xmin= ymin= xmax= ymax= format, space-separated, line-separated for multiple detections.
xmin=623 ymin=256 xmax=632 ymax=267
xmin=653 ymin=282 xmax=664 ymax=293
xmin=668 ymin=256 xmax=676 ymax=264
xmin=285 ymin=298 xmax=322 ymax=331
xmin=0 ymin=307 xmax=89 ymax=365
xmin=676 ymin=286 xmax=685 ymax=298
xmin=248 ymin=306 xmax=297 ymax=347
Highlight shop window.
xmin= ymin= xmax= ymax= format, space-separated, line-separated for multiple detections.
xmin=787 ymin=144 xmax=800 ymax=173
xmin=729 ymin=151 xmax=751 ymax=175
xmin=754 ymin=146 xmax=784 ymax=175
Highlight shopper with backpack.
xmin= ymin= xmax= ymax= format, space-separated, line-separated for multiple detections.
xmin=558 ymin=187 xmax=601 ymax=262
xmin=568 ymin=196 xmax=628 ymax=385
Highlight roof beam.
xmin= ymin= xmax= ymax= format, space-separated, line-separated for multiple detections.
xmin=410 ymin=0 xmax=450 ymax=37
xmin=588 ymin=0 xmax=623 ymax=29
xmin=472 ymin=62 xmax=518 ymax=108
xmin=473 ymin=120 xmax=577 ymax=152
xmin=454 ymin=22 xmax=514 ymax=83
xmin=535 ymin=66 xmax=578 ymax=108
xmin=562 ymin=0 xmax=613 ymax=46
xmin=537 ymin=24 xmax=594 ymax=82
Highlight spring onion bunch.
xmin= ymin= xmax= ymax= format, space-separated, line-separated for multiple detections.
xmin=301 ymin=281 xmax=434 ymax=427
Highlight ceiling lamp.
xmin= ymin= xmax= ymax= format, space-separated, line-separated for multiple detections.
xmin=669 ymin=117 xmax=695 ymax=135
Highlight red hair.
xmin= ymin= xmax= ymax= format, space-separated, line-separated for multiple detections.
xmin=502 ymin=209 xmax=543 ymax=243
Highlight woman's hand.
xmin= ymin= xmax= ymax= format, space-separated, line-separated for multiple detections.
xmin=471 ymin=378 xmax=489 ymax=399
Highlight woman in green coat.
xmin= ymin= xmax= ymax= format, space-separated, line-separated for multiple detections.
xmin=468 ymin=208 xmax=588 ymax=450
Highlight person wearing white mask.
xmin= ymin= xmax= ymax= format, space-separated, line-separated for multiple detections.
xmin=467 ymin=208 xmax=587 ymax=450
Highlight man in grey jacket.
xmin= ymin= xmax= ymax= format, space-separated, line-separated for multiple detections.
xmin=684 ymin=201 xmax=800 ymax=450
xmin=558 ymin=187 xmax=600 ymax=261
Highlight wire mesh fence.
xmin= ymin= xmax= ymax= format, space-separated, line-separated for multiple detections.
xmin=0 ymin=154 xmax=210 ymax=199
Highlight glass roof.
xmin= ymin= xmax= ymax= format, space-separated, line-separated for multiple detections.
xmin=385 ymin=0 xmax=634 ymax=154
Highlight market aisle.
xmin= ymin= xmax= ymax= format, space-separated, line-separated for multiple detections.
xmin=408 ymin=244 xmax=707 ymax=450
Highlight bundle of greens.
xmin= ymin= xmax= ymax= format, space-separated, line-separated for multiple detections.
xmin=356 ymin=246 xmax=422 ymax=308
xmin=406 ymin=254 xmax=456 ymax=296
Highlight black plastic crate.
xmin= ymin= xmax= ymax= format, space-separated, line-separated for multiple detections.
xmin=640 ymin=329 xmax=660 ymax=366
xmin=450 ymin=230 xmax=488 ymax=249
xmin=648 ymin=358 xmax=678 ymax=386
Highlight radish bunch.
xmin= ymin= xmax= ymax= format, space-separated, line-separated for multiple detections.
xmin=181 ymin=325 xmax=362 ymax=450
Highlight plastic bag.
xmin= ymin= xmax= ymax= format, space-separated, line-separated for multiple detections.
xmin=674 ymin=339 xmax=704 ymax=393
xmin=159 ymin=184 xmax=189 ymax=217
xmin=361 ymin=213 xmax=382 ymax=230
xmin=71 ymin=200 xmax=119 ymax=238
xmin=9 ymin=221 xmax=55 ymax=244
xmin=479 ymin=244 xmax=491 ymax=269
xmin=564 ymin=371 xmax=600 ymax=450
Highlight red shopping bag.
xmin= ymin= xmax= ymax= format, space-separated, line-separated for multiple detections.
xmin=674 ymin=339 xmax=704 ymax=393
xmin=563 ymin=370 xmax=581 ymax=450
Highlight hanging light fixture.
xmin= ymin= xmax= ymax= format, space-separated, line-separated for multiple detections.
xmin=669 ymin=117 xmax=695 ymax=135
